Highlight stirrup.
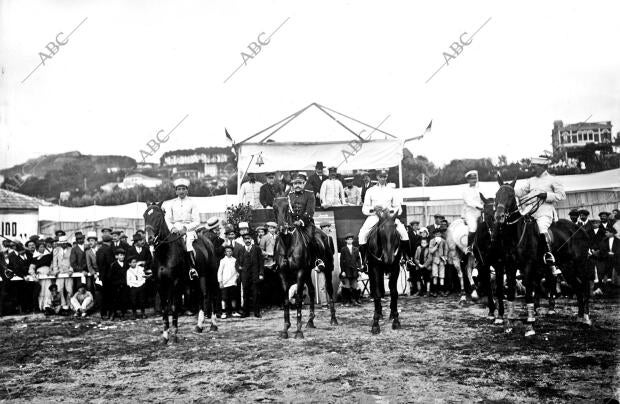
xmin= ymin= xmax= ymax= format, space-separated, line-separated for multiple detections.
xmin=315 ymin=259 xmax=325 ymax=271
xmin=543 ymin=252 xmax=555 ymax=265
xmin=188 ymin=268 xmax=199 ymax=280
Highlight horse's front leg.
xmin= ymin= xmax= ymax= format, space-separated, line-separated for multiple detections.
xmin=369 ymin=266 xmax=381 ymax=335
xmin=522 ymin=260 xmax=537 ymax=337
xmin=388 ymin=265 xmax=401 ymax=330
xmin=277 ymin=271 xmax=291 ymax=338
xmin=323 ymin=269 xmax=338 ymax=325
xmin=170 ymin=279 xmax=181 ymax=343
xmin=159 ymin=280 xmax=170 ymax=344
xmin=294 ymin=270 xmax=304 ymax=339
xmin=305 ymin=275 xmax=316 ymax=329
xmin=195 ymin=277 xmax=206 ymax=333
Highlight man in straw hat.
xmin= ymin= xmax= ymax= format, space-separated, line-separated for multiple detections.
xmin=358 ymin=169 xmax=410 ymax=266
xmin=164 ymin=178 xmax=201 ymax=277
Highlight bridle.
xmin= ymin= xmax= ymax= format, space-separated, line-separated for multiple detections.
xmin=144 ymin=207 xmax=184 ymax=250
xmin=495 ymin=185 xmax=544 ymax=226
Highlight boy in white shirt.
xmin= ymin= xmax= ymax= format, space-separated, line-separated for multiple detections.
xmin=126 ymin=256 xmax=146 ymax=319
xmin=218 ymin=245 xmax=240 ymax=318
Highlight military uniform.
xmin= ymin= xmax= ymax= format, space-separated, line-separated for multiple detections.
xmin=288 ymin=188 xmax=316 ymax=224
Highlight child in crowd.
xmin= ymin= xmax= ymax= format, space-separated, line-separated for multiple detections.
xmin=126 ymin=256 xmax=146 ymax=319
xmin=414 ymin=237 xmax=431 ymax=297
xmin=70 ymin=284 xmax=94 ymax=317
xmin=339 ymin=233 xmax=362 ymax=306
xmin=108 ymin=248 xmax=127 ymax=320
xmin=429 ymin=229 xmax=448 ymax=297
xmin=44 ymin=284 xmax=64 ymax=315
xmin=218 ymin=245 xmax=240 ymax=318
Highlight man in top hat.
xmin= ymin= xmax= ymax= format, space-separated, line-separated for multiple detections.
xmin=360 ymin=171 xmax=373 ymax=204
xmin=515 ymin=157 xmax=566 ymax=279
xmin=240 ymin=172 xmax=263 ymax=209
xmin=344 ymin=177 xmax=361 ymax=206
xmin=462 ymin=170 xmax=484 ymax=254
xmin=164 ymin=178 xmax=201 ymax=275
xmin=358 ymin=169 xmax=410 ymax=266
xmin=568 ymin=209 xmax=579 ymax=224
xmin=289 ymin=172 xmax=328 ymax=270
xmin=260 ymin=172 xmax=283 ymax=208
xmin=235 ymin=222 xmax=253 ymax=246
xmin=320 ymin=167 xmax=345 ymax=208
xmin=236 ymin=233 xmax=264 ymax=317
xmin=306 ymin=161 xmax=327 ymax=207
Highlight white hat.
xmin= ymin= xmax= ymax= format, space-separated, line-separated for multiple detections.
xmin=465 ymin=170 xmax=478 ymax=178
xmin=173 ymin=178 xmax=190 ymax=188
xmin=86 ymin=231 xmax=97 ymax=240
xmin=58 ymin=235 xmax=69 ymax=243
xmin=238 ymin=221 xmax=249 ymax=229
xmin=205 ymin=217 xmax=220 ymax=230
xmin=530 ymin=157 xmax=550 ymax=166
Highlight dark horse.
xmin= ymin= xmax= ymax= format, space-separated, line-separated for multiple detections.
xmin=367 ymin=208 xmax=402 ymax=335
xmin=143 ymin=202 xmax=213 ymax=343
xmin=192 ymin=232 xmax=220 ymax=333
xmin=272 ymin=197 xmax=337 ymax=339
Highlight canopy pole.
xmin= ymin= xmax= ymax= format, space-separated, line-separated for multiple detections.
xmin=398 ymin=158 xmax=403 ymax=188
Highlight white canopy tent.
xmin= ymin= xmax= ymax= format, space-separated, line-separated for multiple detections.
xmin=235 ymin=103 xmax=412 ymax=192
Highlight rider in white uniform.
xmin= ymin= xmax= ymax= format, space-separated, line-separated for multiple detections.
xmin=358 ymin=169 xmax=410 ymax=264
xmin=462 ymin=170 xmax=484 ymax=254
xmin=163 ymin=178 xmax=201 ymax=274
xmin=514 ymin=157 xmax=566 ymax=275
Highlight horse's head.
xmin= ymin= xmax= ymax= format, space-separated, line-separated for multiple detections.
xmin=143 ymin=201 xmax=168 ymax=244
xmin=373 ymin=214 xmax=400 ymax=266
xmin=273 ymin=197 xmax=291 ymax=232
xmin=494 ymin=173 xmax=517 ymax=225
xmin=480 ymin=194 xmax=496 ymax=227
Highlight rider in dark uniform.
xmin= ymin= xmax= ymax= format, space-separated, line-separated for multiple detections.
xmin=289 ymin=172 xmax=327 ymax=270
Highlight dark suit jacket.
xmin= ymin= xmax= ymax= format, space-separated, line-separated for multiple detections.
xmin=70 ymin=245 xmax=88 ymax=273
xmin=126 ymin=245 xmax=152 ymax=270
xmin=111 ymin=240 xmax=131 ymax=253
xmin=599 ymin=236 xmax=620 ymax=269
xmin=8 ymin=252 xmax=29 ymax=277
xmin=108 ymin=261 xmax=127 ymax=286
xmin=236 ymin=244 xmax=264 ymax=279
xmin=96 ymin=243 xmax=115 ymax=282
xmin=260 ymin=183 xmax=283 ymax=208
xmin=340 ymin=245 xmax=361 ymax=278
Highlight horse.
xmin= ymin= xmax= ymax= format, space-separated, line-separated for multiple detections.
xmin=272 ymin=197 xmax=337 ymax=339
xmin=367 ymin=208 xmax=403 ymax=335
xmin=446 ymin=197 xmax=500 ymax=317
xmin=493 ymin=173 xmax=573 ymax=336
xmin=192 ymin=232 xmax=220 ymax=333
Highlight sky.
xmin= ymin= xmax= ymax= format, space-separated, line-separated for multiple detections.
xmin=1 ymin=0 xmax=619 ymax=170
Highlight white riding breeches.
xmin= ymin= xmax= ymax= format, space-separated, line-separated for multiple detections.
xmin=463 ymin=212 xmax=479 ymax=233
xmin=358 ymin=216 xmax=409 ymax=245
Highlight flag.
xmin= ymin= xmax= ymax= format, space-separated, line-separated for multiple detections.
xmin=225 ymin=128 xmax=233 ymax=143
xmin=404 ymin=120 xmax=432 ymax=142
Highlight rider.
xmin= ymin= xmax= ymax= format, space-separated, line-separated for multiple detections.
xmin=462 ymin=170 xmax=484 ymax=254
xmin=164 ymin=178 xmax=201 ymax=277
xmin=287 ymin=172 xmax=326 ymax=271
xmin=514 ymin=157 xmax=566 ymax=276
xmin=358 ymin=169 xmax=410 ymax=266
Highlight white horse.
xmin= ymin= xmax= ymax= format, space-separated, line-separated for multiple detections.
xmin=445 ymin=218 xmax=478 ymax=302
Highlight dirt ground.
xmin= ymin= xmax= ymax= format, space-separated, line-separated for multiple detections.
xmin=0 ymin=293 xmax=618 ymax=403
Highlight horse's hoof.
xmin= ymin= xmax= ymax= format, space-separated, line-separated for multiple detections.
xmin=371 ymin=325 xmax=381 ymax=335
xmin=194 ymin=326 xmax=203 ymax=333
xmin=294 ymin=331 xmax=304 ymax=339
xmin=171 ymin=334 xmax=179 ymax=343
xmin=494 ymin=317 xmax=504 ymax=325
xmin=306 ymin=320 xmax=316 ymax=329
xmin=330 ymin=317 xmax=338 ymax=326
xmin=524 ymin=329 xmax=535 ymax=337
xmin=278 ymin=331 xmax=289 ymax=339
xmin=392 ymin=319 xmax=401 ymax=330
xmin=471 ymin=290 xmax=479 ymax=301
xmin=209 ymin=324 xmax=218 ymax=332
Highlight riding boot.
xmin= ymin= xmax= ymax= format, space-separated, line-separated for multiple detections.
xmin=467 ymin=232 xmax=475 ymax=254
xmin=187 ymin=251 xmax=198 ymax=279
xmin=359 ymin=244 xmax=368 ymax=270
xmin=539 ymin=234 xmax=560 ymax=276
